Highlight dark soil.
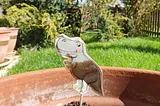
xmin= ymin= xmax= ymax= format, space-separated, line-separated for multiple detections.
xmin=64 ymin=101 xmax=91 ymax=106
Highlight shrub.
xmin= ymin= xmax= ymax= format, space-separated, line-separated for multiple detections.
xmin=61 ymin=6 xmax=82 ymax=37
xmin=123 ymin=0 xmax=160 ymax=35
xmin=0 ymin=16 xmax=10 ymax=27
xmin=81 ymin=30 xmax=101 ymax=43
xmin=5 ymin=3 xmax=39 ymax=26
xmin=80 ymin=1 xmax=129 ymax=41
xmin=1 ymin=0 xmax=68 ymax=14
xmin=2 ymin=0 xmax=83 ymax=38
xmin=98 ymin=10 xmax=128 ymax=41
xmin=3 ymin=3 xmax=59 ymax=48
xmin=17 ymin=25 xmax=46 ymax=48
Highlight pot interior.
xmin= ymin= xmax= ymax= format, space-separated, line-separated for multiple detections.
xmin=0 ymin=67 xmax=160 ymax=106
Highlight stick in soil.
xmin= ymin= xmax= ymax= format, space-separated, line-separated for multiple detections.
xmin=80 ymin=93 xmax=83 ymax=106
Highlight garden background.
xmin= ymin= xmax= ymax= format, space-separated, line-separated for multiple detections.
xmin=0 ymin=0 xmax=159 ymax=75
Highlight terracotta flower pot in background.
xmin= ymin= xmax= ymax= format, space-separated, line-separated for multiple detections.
xmin=7 ymin=27 xmax=19 ymax=56
xmin=0 ymin=67 xmax=160 ymax=106
xmin=0 ymin=29 xmax=10 ymax=63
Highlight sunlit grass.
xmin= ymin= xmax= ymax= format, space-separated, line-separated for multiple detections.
xmin=87 ymin=37 xmax=160 ymax=71
xmin=7 ymin=48 xmax=64 ymax=75
xmin=7 ymin=37 xmax=160 ymax=76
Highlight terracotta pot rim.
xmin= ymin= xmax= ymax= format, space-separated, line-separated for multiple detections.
xmin=6 ymin=50 xmax=17 ymax=56
xmin=101 ymin=66 xmax=159 ymax=74
xmin=9 ymin=27 xmax=19 ymax=30
xmin=0 ymin=27 xmax=10 ymax=33
xmin=0 ymin=66 xmax=160 ymax=106
xmin=0 ymin=27 xmax=9 ymax=29
xmin=0 ymin=31 xmax=11 ymax=34
xmin=0 ymin=27 xmax=19 ymax=31
xmin=4 ymin=66 xmax=160 ymax=79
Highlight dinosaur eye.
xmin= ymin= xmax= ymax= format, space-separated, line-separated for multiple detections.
xmin=77 ymin=44 xmax=81 ymax=47
xmin=62 ymin=39 xmax=66 ymax=42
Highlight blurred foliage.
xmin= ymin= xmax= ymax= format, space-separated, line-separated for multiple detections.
xmin=62 ymin=6 xmax=81 ymax=37
xmin=123 ymin=0 xmax=160 ymax=35
xmin=81 ymin=0 xmax=128 ymax=41
xmin=65 ymin=0 xmax=75 ymax=4
xmin=81 ymin=30 xmax=101 ymax=43
xmin=0 ymin=16 xmax=10 ymax=27
xmin=0 ymin=0 xmax=158 ymax=49
xmin=81 ymin=0 xmax=116 ymax=31
xmin=98 ymin=11 xmax=128 ymax=41
xmin=1 ymin=0 xmax=82 ymax=37
xmin=1 ymin=0 xmax=68 ymax=14
xmin=2 ymin=3 xmax=60 ymax=48
xmin=6 ymin=3 xmax=39 ymax=26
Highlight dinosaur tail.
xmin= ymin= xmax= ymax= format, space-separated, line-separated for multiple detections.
xmin=90 ymin=79 xmax=104 ymax=96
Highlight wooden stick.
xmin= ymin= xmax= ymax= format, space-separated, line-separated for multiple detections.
xmin=80 ymin=93 xmax=83 ymax=106
xmin=80 ymin=80 xmax=84 ymax=106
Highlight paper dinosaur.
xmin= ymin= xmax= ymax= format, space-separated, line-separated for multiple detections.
xmin=55 ymin=34 xmax=104 ymax=96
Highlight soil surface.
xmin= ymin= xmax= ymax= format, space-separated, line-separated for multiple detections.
xmin=64 ymin=101 xmax=91 ymax=106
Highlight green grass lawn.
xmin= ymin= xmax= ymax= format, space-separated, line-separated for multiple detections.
xmin=7 ymin=37 xmax=160 ymax=76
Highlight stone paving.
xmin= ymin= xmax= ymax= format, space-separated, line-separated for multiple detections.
xmin=0 ymin=55 xmax=20 ymax=77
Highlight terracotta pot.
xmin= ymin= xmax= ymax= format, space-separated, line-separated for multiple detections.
xmin=0 ymin=29 xmax=10 ymax=63
xmin=7 ymin=27 xmax=19 ymax=56
xmin=0 ymin=67 xmax=160 ymax=106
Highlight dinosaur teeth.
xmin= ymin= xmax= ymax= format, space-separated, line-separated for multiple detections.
xmin=58 ymin=49 xmax=76 ymax=56
xmin=71 ymin=51 xmax=76 ymax=55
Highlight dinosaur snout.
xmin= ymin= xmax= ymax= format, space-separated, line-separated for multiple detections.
xmin=58 ymin=34 xmax=67 ymax=39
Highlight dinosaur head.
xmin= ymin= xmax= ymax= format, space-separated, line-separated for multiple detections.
xmin=55 ymin=34 xmax=86 ymax=58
